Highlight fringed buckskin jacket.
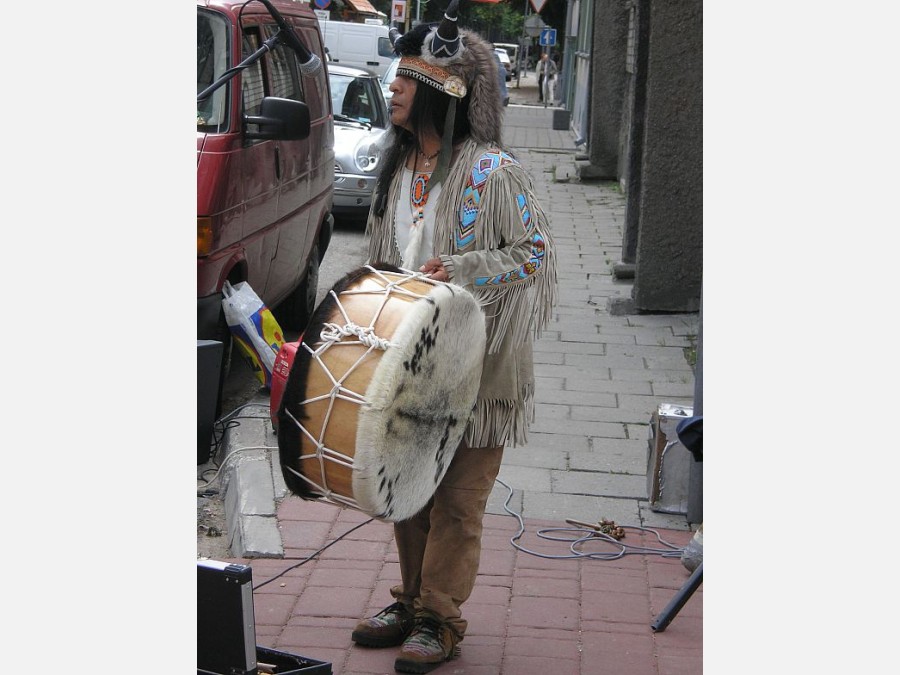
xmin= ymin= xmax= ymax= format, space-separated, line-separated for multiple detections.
xmin=366 ymin=138 xmax=558 ymax=448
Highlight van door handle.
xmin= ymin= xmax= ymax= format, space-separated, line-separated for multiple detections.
xmin=367 ymin=61 xmax=378 ymax=66
xmin=274 ymin=145 xmax=282 ymax=181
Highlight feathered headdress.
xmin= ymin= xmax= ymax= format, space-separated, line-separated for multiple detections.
xmin=390 ymin=0 xmax=503 ymax=185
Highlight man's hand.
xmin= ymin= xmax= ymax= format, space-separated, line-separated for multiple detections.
xmin=420 ymin=258 xmax=449 ymax=282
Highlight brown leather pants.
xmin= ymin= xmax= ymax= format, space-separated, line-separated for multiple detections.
xmin=390 ymin=443 xmax=504 ymax=640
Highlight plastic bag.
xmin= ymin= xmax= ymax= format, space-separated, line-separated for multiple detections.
xmin=221 ymin=281 xmax=285 ymax=388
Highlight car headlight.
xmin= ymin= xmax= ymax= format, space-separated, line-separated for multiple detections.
xmin=354 ymin=140 xmax=381 ymax=173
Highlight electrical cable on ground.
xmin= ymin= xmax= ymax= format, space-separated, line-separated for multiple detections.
xmin=197 ymin=445 xmax=281 ymax=494
xmin=201 ymin=399 xmax=684 ymax=589
xmin=494 ymin=477 xmax=684 ymax=561
xmin=198 ymin=401 xmax=379 ymax=590
xmin=218 ymin=401 xmax=271 ymax=424
xmin=198 ymin=402 xmax=276 ymax=490
xmin=252 ymin=516 xmax=375 ymax=591
xmin=199 ymin=419 xmax=240 ymax=479
xmin=251 ymin=476 xmax=683 ymax=593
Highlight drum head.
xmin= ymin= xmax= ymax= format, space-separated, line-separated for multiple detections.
xmin=353 ymin=279 xmax=485 ymax=521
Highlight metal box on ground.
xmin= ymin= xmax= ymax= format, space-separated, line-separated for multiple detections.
xmin=198 ymin=560 xmax=332 ymax=675
xmin=646 ymin=403 xmax=694 ymax=515
xmin=552 ymin=108 xmax=570 ymax=130
xmin=198 ymin=340 xmax=224 ymax=464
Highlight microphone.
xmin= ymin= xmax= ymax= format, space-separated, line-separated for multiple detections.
xmin=389 ymin=24 xmax=402 ymax=48
xmin=257 ymin=0 xmax=322 ymax=75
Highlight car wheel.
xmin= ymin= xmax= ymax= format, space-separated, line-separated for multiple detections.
xmin=278 ymin=241 xmax=320 ymax=331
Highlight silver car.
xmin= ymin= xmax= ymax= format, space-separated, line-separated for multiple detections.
xmin=328 ymin=64 xmax=391 ymax=220
xmin=380 ymin=56 xmax=400 ymax=107
xmin=493 ymin=48 xmax=512 ymax=81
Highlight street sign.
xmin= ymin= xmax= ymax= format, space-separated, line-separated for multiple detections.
xmin=392 ymin=0 xmax=406 ymax=23
xmin=523 ymin=14 xmax=546 ymax=38
xmin=530 ymin=0 xmax=548 ymax=12
xmin=539 ymin=27 xmax=556 ymax=47
xmin=313 ymin=0 xmax=331 ymax=9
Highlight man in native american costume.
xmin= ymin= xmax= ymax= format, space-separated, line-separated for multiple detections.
xmin=353 ymin=2 xmax=558 ymax=671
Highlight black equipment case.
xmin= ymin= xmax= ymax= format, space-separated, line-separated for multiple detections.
xmin=197 ymin=560 xmax=331 ymax=674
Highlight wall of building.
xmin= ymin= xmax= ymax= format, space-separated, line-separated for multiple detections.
xmin=630 ymin=0 xmax=702 ymax=312
xmin=580 ymin=0 xmax=630 ymax=179
xmin=616 ymin=0 xmax=650 ymax=269
xmin=569 ymin=0 xmax=594 ymax=150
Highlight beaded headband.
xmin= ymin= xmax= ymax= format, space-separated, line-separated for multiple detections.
xmin=395 ymin=56 xmax=467 ymax=99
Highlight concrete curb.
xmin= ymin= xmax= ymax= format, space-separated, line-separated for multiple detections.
xmin=219 ymin=393 xmax=285 ymax=557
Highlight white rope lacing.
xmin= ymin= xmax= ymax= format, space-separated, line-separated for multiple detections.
xmin=319 ymin=322 xmax=395 ymax=351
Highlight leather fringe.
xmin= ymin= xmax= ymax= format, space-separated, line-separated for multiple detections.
xmin=465 ymin=382 xmax=535 ymax=449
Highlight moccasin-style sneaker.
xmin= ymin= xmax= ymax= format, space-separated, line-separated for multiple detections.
xmin=394 ymin=613 xmax=461 ymax=673
xmin=352 ymin=602 xmax=416 ymax=648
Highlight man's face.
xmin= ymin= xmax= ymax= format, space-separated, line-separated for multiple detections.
xmin=388 ymin=75 xmax=418 ymax=131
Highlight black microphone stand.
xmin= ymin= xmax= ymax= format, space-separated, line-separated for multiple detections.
xmin=650 ymin=562 xmax=703 ymax=632
xmin=197 ymin=33 xmax=282 ymax=103
xmin=198 ymin=0 xmax=320 ymax=103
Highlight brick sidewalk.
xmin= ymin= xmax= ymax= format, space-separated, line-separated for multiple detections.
xmin=229 ymin=498 xmax=702 ymax=675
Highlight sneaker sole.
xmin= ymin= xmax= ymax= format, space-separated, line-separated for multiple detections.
xmin=351 ymin=630 xmax=410 ymax=648
xmin=394 ymin=646 xmax=460 ymax=673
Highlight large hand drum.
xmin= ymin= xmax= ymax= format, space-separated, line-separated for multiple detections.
xmin=277 ymin=264 xmax=486 ymax=522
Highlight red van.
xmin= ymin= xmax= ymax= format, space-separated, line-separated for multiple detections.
xmin=197 ymin=0 xmax=334 ymax=351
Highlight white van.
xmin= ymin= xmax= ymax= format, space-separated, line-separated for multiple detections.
xmin=494 ymin=42 xmax=519 ymax=73
xmin=318 ymin=20 xmax=394 ymax=77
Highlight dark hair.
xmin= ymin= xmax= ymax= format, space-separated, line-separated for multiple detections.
xmin=372 ymin=81 xmax=472 ymax=217
xmin=408 ymin=84 xmax=471 ymax=147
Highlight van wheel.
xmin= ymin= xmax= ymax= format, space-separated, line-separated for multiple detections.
xmin=279 ymin=242 xmax=319 ymax=331
xmin=318 ymin=214 xmax=334 ymax=262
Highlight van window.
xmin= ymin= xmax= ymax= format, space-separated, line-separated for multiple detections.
xmin=241 ymin=31 xmax=266 ymax=117
xmin=197 ymin=10 xmax=230 ymax=131
xmin=262 ymin=25 xmax=306 ymax=103
xmin=241 ymin=24 xmax=308 ymax=125
xmin=377 ymin=36 xmax=393 ymax=58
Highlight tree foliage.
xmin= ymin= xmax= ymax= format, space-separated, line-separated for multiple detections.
xmin=366 ymin=0 xmax=568 ymax=47
xmin=467 ymin=3 xmax=522 ymax=42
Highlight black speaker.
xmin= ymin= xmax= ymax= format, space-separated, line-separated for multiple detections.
xmin=198 ymin=340 xmax=223 ymax=465
xmin=197 ymin=560 xmax=256 ymax=675
xmin=197 ymin=561 xmax=333 ymax=674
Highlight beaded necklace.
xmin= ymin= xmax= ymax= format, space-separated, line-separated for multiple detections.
xmin=401 ymin=150 xmax=436 ymax=268
xmin=409 ymin=151 xmax=433 ymax=228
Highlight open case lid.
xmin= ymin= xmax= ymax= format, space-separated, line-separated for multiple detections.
xmin=197 ymin=560 xmax=256 ymax=675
